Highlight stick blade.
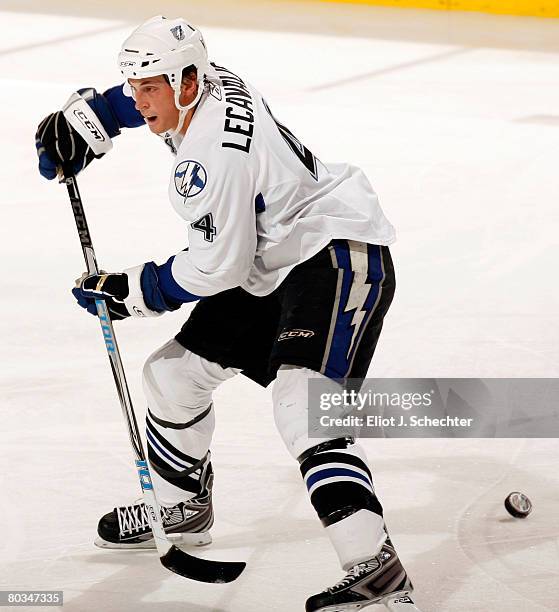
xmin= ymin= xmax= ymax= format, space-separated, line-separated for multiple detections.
xmin=161 ymin=545 xmax=246 ymax=583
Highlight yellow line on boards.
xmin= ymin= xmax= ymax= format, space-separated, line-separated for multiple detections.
xmin=314 ymin=0 xmax=559 ymax=18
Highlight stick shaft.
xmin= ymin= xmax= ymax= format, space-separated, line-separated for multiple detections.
xmin=63 ymin=173 xmax=171 ymax=555
xmin=63 ymin=174 xmax=144 ymax=461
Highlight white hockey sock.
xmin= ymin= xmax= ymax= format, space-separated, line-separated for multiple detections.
xmin=272 ymin=366 xmax=388 ymax=571
xmin=326 ymin=509 xmax=386 ymax=570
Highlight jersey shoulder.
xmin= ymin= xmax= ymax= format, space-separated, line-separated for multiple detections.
xmin=174 ymin=77 xmax=257 ymax=172
xmin=201 ymin=64 xmax=258 ymax=157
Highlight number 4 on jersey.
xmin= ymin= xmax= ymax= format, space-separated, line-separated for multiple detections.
xmin=191 ymin=213 xmax=216 ymax=242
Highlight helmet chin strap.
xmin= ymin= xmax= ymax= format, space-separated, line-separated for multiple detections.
xmin=160 ymin=80 xmax=205 ymax=140
xmin=161 ymin=108 xmax=188 ymax=140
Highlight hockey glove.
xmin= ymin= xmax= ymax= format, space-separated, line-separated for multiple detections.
xmin=35 ymin=111 xmax=97 ymax=180
xmin=35 ymin=88 xmax=120 ymax=180
xmin=72 ymin=273 xmax=130 ymax=321
xmin=73 ymin=266 xmax=171 ymax=319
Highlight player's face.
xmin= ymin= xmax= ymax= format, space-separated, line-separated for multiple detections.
xmin=129 ymin=76 xmax=179 ymax=134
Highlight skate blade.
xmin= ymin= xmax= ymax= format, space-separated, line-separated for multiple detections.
xmin=312 ymin=602 xmax=385 ymax=611
xmin=312 ymin=604 xmax=378 ymax=611
xmin=94 ymin=531 xmax=212 ymax=550
xmin=314 ymin=590 xmax=417 ymax=612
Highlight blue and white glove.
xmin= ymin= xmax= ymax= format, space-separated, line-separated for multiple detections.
xmin=72 ymin=272 xmax=131 ymax=321
xmin=35 ymin=88 xmax=121 ymax=180
xmin=72 ymin=264 xmax=187 ymax=320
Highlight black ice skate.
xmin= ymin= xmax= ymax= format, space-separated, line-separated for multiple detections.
xmin=306 ymin=542 xmax=415 ymax=612
xmin=95 ymin=478 xmax=214 ymax=550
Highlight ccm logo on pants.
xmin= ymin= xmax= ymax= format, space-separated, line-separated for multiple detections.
xmin=278 ymin=329 xmax=315 ymax=341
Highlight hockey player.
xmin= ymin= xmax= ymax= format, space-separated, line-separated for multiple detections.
xmin=35 ymin=16 xmax=414 ymax=611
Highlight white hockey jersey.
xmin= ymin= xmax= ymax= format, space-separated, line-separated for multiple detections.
xmin=167 ymin=64 xmax=395 ymax=298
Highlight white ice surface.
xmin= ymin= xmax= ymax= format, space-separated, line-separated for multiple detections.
xmin=1 ymin=4 xmax=559 ymax=611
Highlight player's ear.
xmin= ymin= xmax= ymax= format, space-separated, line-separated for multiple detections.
xmin=179 ymin=67 xmax=198 ymax=100
xmin=179 ymin=78 xmax=197 ymax=106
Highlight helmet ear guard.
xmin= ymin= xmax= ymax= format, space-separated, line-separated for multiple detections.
xmin=118 ymin=15 xmax=209 ymax=137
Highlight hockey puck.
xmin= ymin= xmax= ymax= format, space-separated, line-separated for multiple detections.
xmin=504 ymin=492 xmax=532 ymax=518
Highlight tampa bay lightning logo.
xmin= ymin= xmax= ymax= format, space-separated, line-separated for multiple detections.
xmin=174 ymin=160 xmax=207 ymax=199
xmin=170 ymin=25 xmax=185 ymax=41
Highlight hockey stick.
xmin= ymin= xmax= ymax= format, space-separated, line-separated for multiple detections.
xmin=62 ymin=170 xmax=246 ymax=584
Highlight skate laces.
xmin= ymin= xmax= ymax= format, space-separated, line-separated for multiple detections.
xmin=330 ymin=559 xmax=380 ymax=592
xmin=117 ymin=500 xmax=175 ymax=536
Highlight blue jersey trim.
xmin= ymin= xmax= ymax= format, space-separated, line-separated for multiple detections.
xmin=103 ymin=85 xmax=144 ymax=129
xmin=255 ymin=192 xmax=266 ymax=214
xmin=141 ymin=258 xmax=202 ymax=312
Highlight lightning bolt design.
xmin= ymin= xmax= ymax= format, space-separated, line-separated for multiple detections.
xmin=187 ymin=164 xmax=202 ymax=196
xmin=343 ymin=244 xmax=371 ymax=357
xmin=180 ymin=164 xmax=194 ymax=194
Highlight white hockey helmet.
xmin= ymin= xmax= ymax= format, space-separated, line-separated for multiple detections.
xmin=118 ymin=16 xmax=208 ymax=136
